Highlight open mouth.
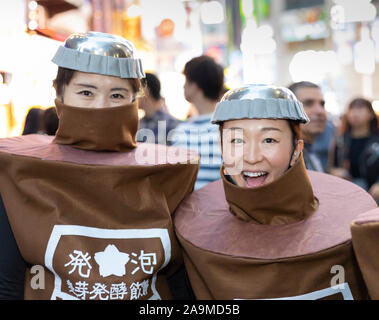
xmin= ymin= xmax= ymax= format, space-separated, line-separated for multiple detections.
xmin=242 ymin=171 xmax=268 ymax=188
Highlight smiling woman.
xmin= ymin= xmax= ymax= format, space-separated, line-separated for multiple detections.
xmin=174 ymin=83 xmax=379 ymax=300
xmin=222 ymin=118 xmax=303 ymax=188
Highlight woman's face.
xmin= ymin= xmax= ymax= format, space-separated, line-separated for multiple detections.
xmin=347 ymin=104 xmax=373 ymax=129
xmin=222 ymin=118 xmax=303 ymax=188
xmin=62 ymin=71 xmax=135 ymax=108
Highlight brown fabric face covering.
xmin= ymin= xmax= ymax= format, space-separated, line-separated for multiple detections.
xmin=221 ymin=154 xmax=319 ymax=225
xmin=53 ymin=99 xmax=138 ymax=151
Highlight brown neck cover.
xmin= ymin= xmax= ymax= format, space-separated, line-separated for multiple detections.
xmin=222 ymin=154 xmax=319 ymax=225
xmin=53 ymin=99 xmax=138 ymax=151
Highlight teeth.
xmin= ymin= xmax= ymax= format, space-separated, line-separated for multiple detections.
xmin=243 ymin=171 xmax=266 ymax=177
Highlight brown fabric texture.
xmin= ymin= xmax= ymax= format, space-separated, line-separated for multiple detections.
xmin=222 ymin=155 xmax=318 ymax=225
xmin=0 ymin=135 xmax=196 ymax=168
xmin=351 ymin=208 xmax=379 ymax=299
xmin=174 ymin=165 xmax=377 ymax=299
xmin=53 ymin=99 xmax=139 ymax=151
xmin=178 ymin=234 xmax=368 ymax=300
xmin=0 ymin=135 xmax=199 ymax=300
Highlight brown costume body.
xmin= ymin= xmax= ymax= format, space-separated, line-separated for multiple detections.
xmin=0 ymin=102 xmax=199 ymax=300
xmin=174 ymin=157 xmax=378 ymax=300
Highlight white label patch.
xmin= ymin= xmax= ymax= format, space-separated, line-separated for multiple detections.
xmin=44 ymin=225 xmax=171 ymax=300
xmin=235 ymin=283 xmax=354 ymax=300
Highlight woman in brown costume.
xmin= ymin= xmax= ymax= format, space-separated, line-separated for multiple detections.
xmin=174 ymin=84 xmax=379 ymax=300
xmin=0 ymin=32 xmax=199 ymax=300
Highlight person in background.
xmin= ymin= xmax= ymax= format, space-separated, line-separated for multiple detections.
xmin=331 ymin=97 xmax=379 ymax=191
xmin=41 ymin=107 xmax=59 ymax=136
xmin=185 ymin=104 xmax=199 ymax=120
xmin=22 ymin=107 xmax=42 ymax=135
xmin=288 ymin=81 xmax=327 ymax=172
xmin=312 ymin=118 xmax=336 ymax=172
xmin=361 ymin=139 xmax=379 ymax=204
xmin=137 ymin=72 xmax=180 ymax=145
xmin=171 ymin=55 xmax=224 ymax=190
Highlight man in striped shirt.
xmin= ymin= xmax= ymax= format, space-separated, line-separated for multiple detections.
xmin=171 ymin=56 xmax=224 ymax=190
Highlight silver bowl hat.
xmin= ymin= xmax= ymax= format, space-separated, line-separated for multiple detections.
xmin=52 ymin=31 xmax=145 ymax=79
xmin=211 ymin=84 xmax=309 ymax=124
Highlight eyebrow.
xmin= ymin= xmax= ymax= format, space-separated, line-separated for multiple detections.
xmin=74 ymin=83 xmax=98 ymax=89
xmin=110 ymin=88 xmax=130 ymax=92
xmin=261 ymin=127 xmax=282 ymax=132
xmin=73 ymin=83 xmax=130 ymax=92
xmin=227 ymin=127 xmax=282 ymax=132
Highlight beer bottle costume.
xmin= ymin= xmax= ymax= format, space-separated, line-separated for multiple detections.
xmin=0 ymin=32 xmax=199 ymax=300
xmin=174 ymin=84 xmax=378 ymax=300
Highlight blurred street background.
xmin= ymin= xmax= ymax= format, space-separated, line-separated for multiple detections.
xmin=1 ymin=0 xmax=379 ymax=137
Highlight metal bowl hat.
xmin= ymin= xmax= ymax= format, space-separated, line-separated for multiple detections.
xmin=52 ymin=31 xmax=145 ymax=79
xmin=211 ymin=84 xmax=309 ymax=124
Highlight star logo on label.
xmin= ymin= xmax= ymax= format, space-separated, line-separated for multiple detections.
xmin=94 ymin=244 xmax=130 ymax=277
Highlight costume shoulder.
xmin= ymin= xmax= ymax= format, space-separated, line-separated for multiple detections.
xmin=175 ymin=170 xmax=376 ymax=259
xmin=0 ymin=134 xmax=199 ymax=213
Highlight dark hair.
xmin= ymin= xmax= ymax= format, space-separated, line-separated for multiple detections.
xmin=53 ymin=67 xmax=75 ymax=98
xmin=183 ymin=55 xmax=224 ymax=101
xmin=288 ymin=120 xmax=302 ymax=149
xmin=53 ymin=67 xmax=142 ymax=101
xmin=343 ymin=97 xmax=378 ymax=134
xmin=141 ymin=72 xmax=161 ymax=101
xmin=22 ymin=107 xmax=42 ymax=135
xmin=41 ymin=107 xmax=59 ymax=136
xmin=287 ymin=81 xmax=321 ymax=96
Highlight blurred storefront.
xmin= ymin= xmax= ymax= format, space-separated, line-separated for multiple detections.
xmin=254 ymin=0 xmax=379 ymax=116
xmin=0 ymin=0 xmax=81 ymax=138
xmin=1 ymin=0 xmax=379 ymax=138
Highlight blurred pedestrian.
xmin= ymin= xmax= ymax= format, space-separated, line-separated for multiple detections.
xmin=331 ymin=97 xmax=379 ymax=190
xmin=137 ymin=72 xmax=180 ymax=145
xmin=22 ymin=107 xmax=42 ymax=135
xmin=361 ymin=140 xmax=379 ymax=204
xmin=312 ymin=118 xmax=336 ymax=172
xmin=41 ymin=107 xmax=59 ymax=136
xmin=288 ymin=81 xmax=327 ymax=172
xmin=171 ymin=55 xmax=224 ymax=190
